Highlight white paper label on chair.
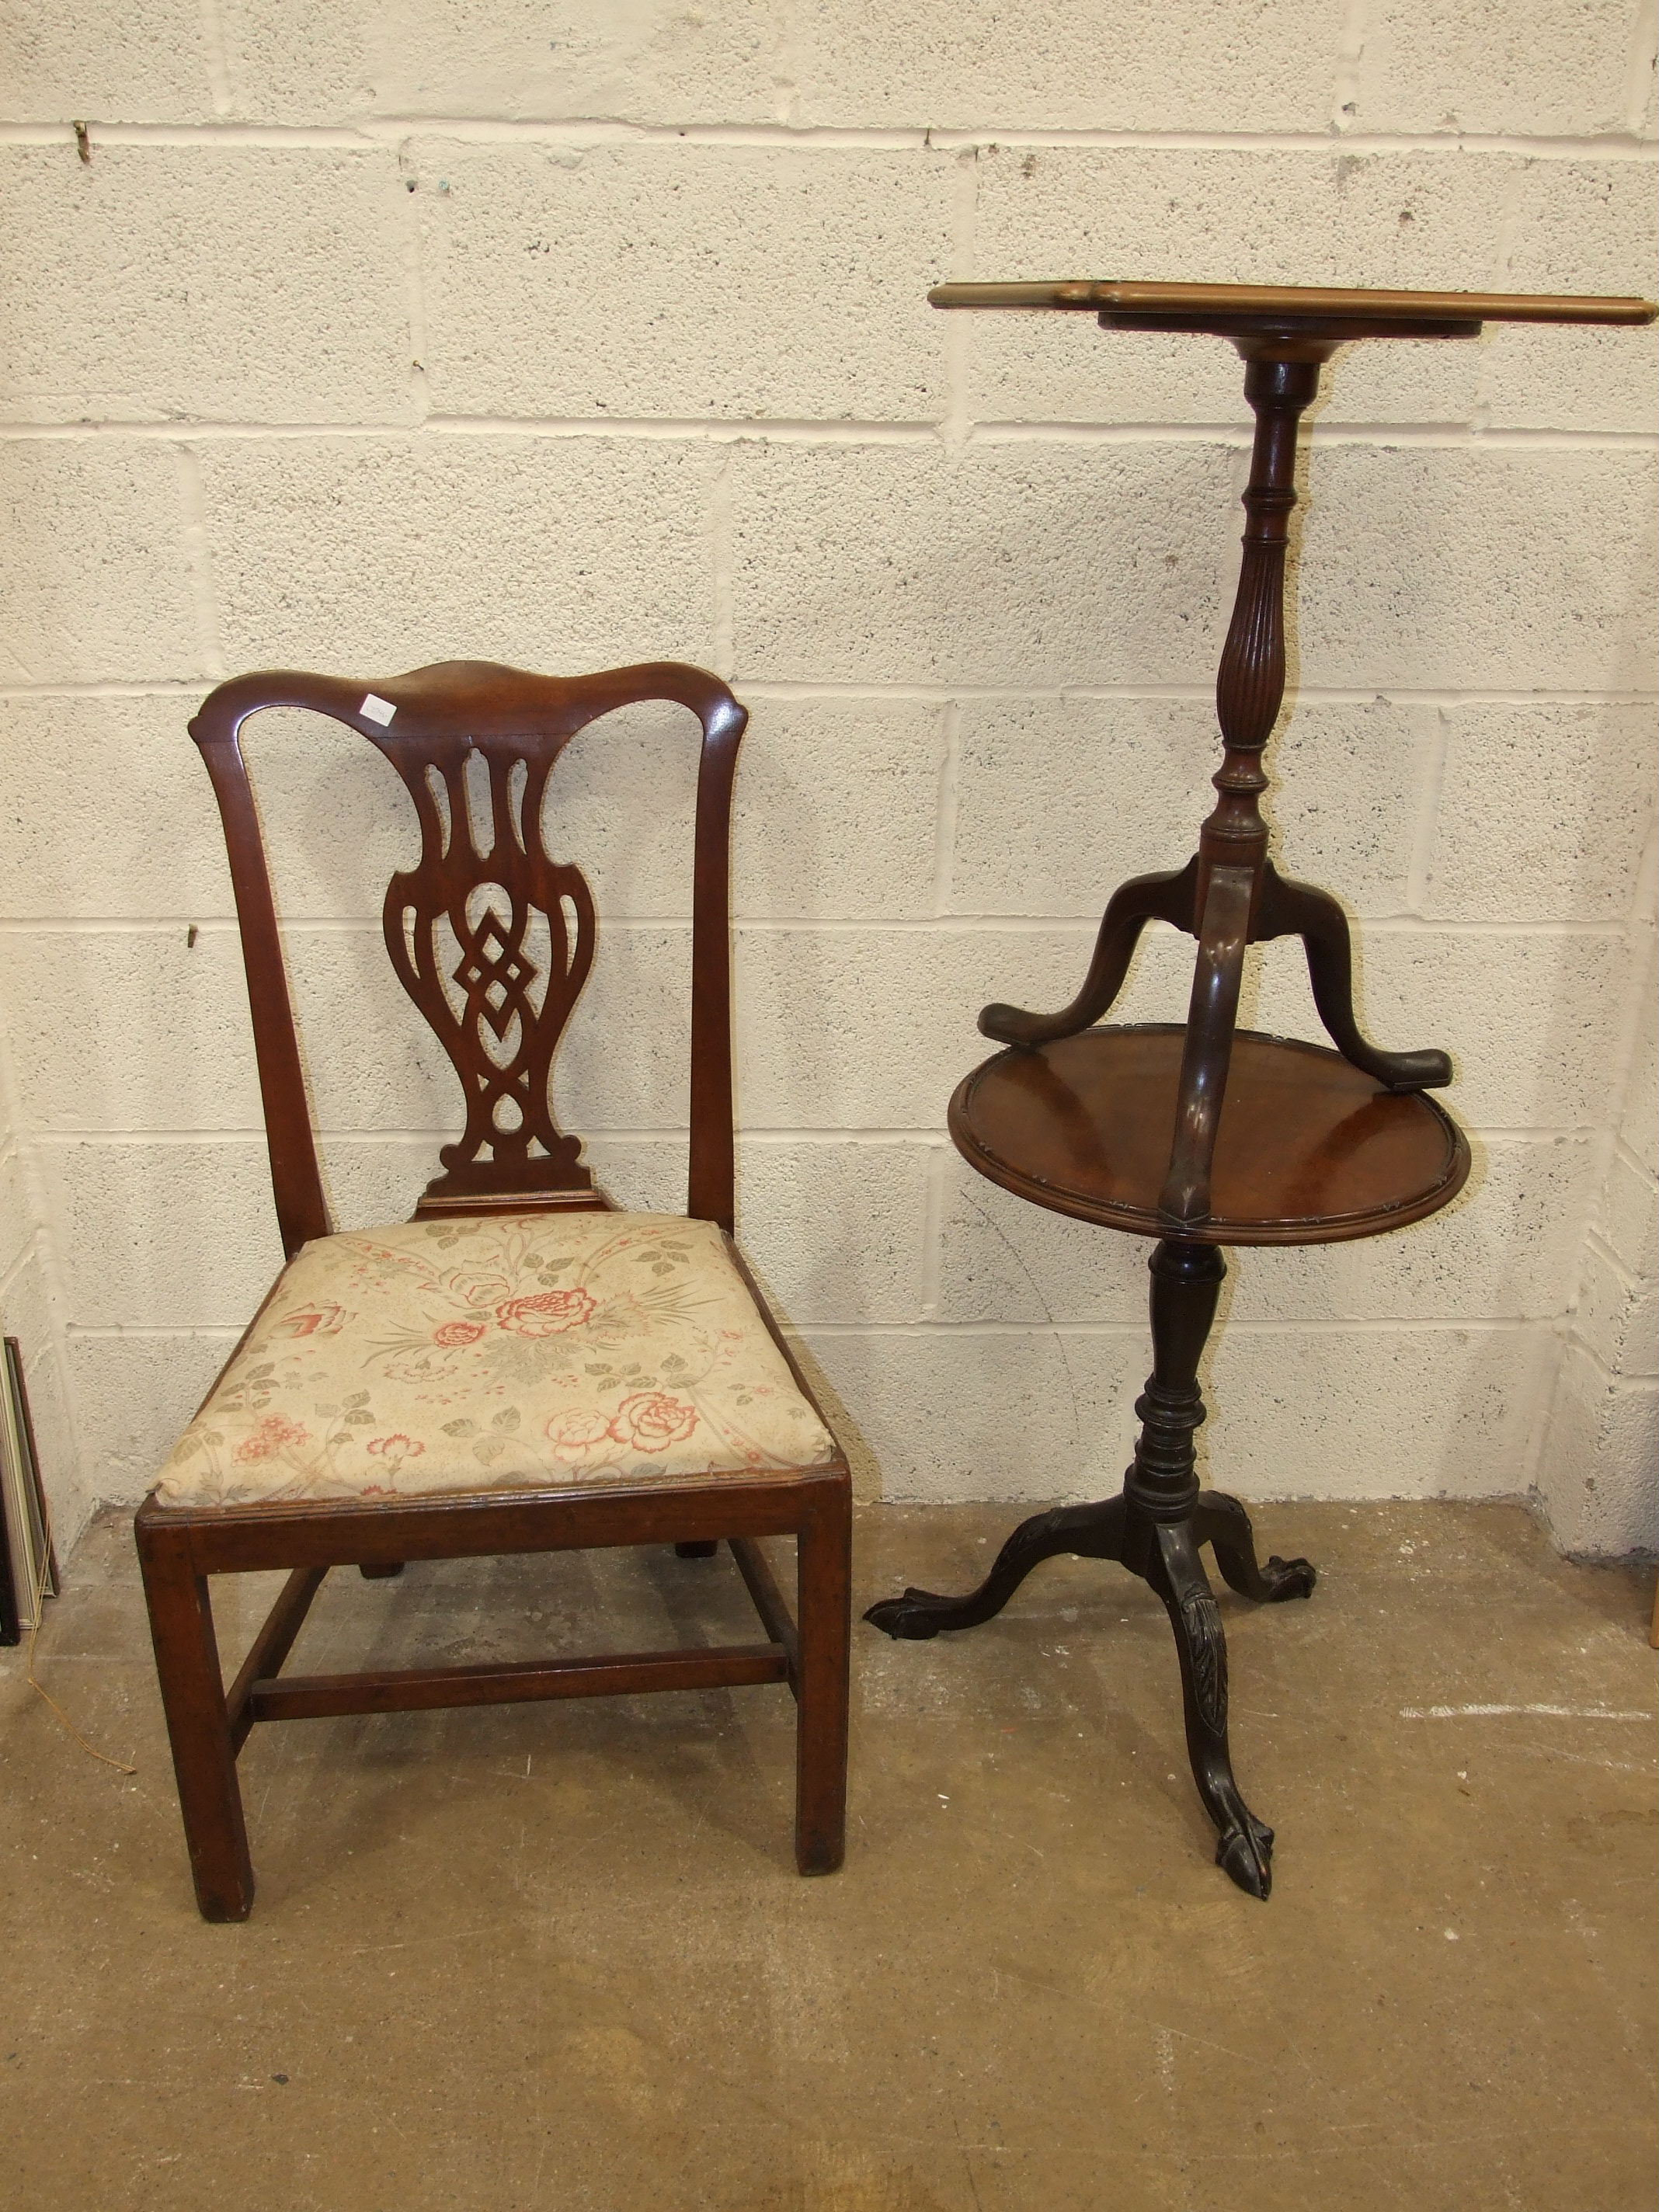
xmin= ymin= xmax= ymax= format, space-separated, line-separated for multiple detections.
xmin=359 ymin=693 xmax=397 ymax=726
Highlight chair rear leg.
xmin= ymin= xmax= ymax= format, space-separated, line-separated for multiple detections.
xmin=359 ymin=1561 xmax=405 ymax=1579
xmin=674 ymin=1540 xmax=719 ymax=1559
xmin=137 ymin=1525 xmax=255 ymax=1922
xmin=794 ymin=1487 xmax=851 ymax=1875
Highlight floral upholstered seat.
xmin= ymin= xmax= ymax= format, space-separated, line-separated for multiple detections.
xmin=155 ymin=1211 xmax=834 ymax=1509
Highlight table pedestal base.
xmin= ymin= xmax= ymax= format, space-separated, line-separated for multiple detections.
xmin=866 ymin=1237 xmax=1316 ymax=1898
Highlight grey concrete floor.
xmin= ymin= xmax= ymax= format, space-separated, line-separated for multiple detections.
xmin=2 ymin=1501 xmax=1655 ymax=2211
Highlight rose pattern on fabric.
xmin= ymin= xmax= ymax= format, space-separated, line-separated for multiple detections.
xmin=608 ymin=1391 xmax=697 ymax=1453
xmin=495 ymin=1286 xmax=596 ymax=1337
xmin=545 ymin=1408 xmax=617 ymax=1466
xmin=153 ymin=1212 xmax=833 ymax=1508
xmin=433 ymin=1319 xmax=486 ymax=1348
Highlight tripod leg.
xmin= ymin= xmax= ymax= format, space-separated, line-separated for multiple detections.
xmin=1193 ymin=1492 xmax=1316 ymax=1602
xmin=864 ymin=1498 xmax=1125 ymax=1640
xmin=1147 ymin=1519 xmax=1276 ymax=1899
xmin=1254 ymin=865 xmax=1450 ymax=1091
xmin=1115 ymin=1241 xmax=1271 ymax=1895
xmin=979 ymin=860 xmax=1198 ymax=1045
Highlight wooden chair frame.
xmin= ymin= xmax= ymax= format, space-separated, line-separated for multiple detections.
xmin=134 ymin=659 xmax=850 ymax=1921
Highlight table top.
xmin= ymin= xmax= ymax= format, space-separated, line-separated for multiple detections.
xmin=949 ymin=1025 xmax=1469 ymax=1246
xmin=928 ymin=280 xmax=1657 ymax=326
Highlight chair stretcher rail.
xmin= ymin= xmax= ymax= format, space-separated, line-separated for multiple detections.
xmin=245 ymin=1643 xmax=789 ymax=1723
xmin=227 ymin=1566 xmax=329 ymax=1751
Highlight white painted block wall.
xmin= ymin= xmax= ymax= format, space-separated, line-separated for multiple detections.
xmin=0 ymin=2 xmax=1654 ymax=1556
xmin=0 ymin=1028 xmax=86 ymax=1557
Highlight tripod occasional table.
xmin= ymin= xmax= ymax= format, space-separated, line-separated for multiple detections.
xmin=867 ymin=281 xmax=1658 ymax=1897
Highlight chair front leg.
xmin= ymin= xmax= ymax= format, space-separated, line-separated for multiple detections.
xmin=137 ymin=1525 xmax=255 ymax=1922
xmin=793 ymin=1485 xmax=851 ymax=1876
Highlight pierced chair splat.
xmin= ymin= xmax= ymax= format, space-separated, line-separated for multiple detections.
xmin=134 ymin=659 xmax=851 ymax=1922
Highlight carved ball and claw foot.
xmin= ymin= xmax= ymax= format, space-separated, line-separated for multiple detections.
xmin=1194 ymin=1493 xmax=1316 ymax=1605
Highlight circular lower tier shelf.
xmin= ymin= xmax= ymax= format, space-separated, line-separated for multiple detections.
xmin=948 ymin=1024 xmax=1469 ymax=1246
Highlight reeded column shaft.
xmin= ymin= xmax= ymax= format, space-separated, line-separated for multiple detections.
xmin=1162 ymin=349 xmax=1329 ymax=1226
xmin=1200 ymin=352 xmax=1327 ymax=892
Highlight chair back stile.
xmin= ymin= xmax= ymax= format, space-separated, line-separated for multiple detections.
xmin=190 ymin=660 xmax=748 ymax=1257
xmin=193 ymin=699 xmax=332 ymax=1261
xmin=687 ymin=706 xmax=742 ymax=1230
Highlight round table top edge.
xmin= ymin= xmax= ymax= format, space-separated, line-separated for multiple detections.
xmin=946 ymin=1029 xmax=1473 ymax=1247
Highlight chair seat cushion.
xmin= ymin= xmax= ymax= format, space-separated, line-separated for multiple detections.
xmin=153 ymin=1212 xmax=835 ymax=1509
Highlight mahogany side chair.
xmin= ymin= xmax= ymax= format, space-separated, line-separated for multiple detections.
xmin=134 ymin=659 xmax=851 ymax=1922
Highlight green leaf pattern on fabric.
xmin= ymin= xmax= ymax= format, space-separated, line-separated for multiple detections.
xmin=153 ymin=1212 xmax=833 ymax=1508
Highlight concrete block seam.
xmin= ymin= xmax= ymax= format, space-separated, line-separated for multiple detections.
xmin=2 ymin=423 xmax=1654 ymax=453
xmin=3 ymin=120 xmax=1657 ymax=160
xmin=198 ymin=0 xmax=234 ymax=118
